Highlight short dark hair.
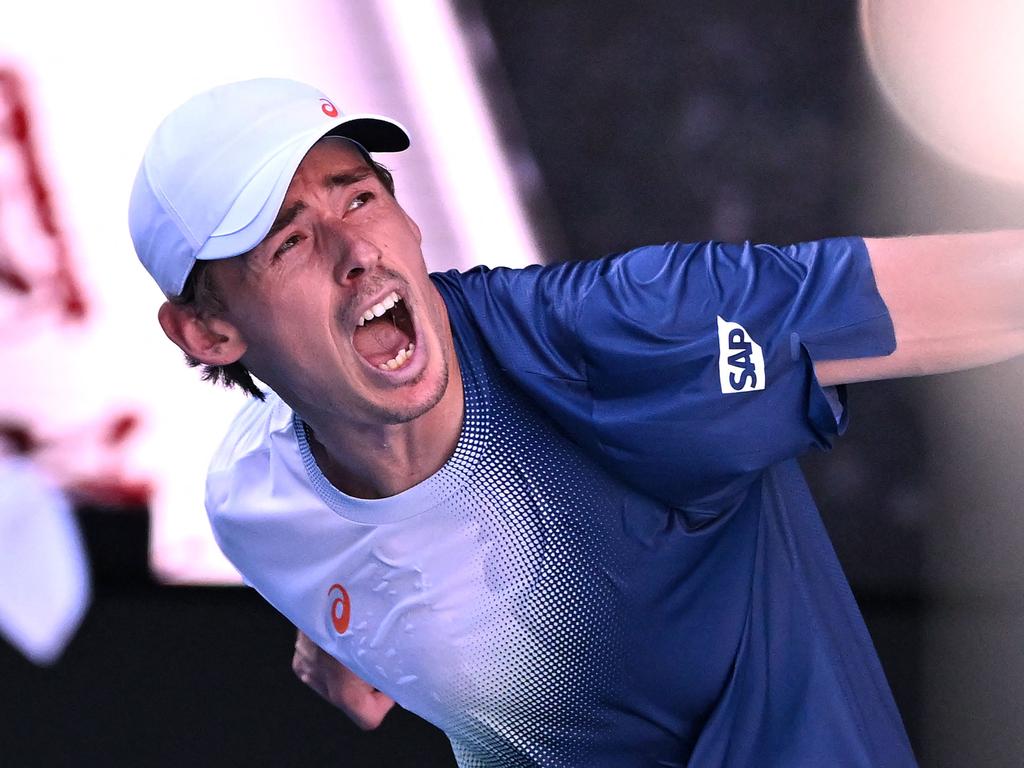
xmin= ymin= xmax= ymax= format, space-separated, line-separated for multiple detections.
xmin=169 ymin=144 xmax=397 ymax=400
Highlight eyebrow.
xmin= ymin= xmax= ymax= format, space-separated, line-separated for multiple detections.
xmin=324 ymin=168 xmax=373 ymax=189
xmin=266 ymin=201 xmax=307 ymax=239
xmin=264 ymin=168 xmax=374 ymax=239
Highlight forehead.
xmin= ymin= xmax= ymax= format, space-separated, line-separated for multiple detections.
xmin=290 ymin=137 xmax=371 ymax=184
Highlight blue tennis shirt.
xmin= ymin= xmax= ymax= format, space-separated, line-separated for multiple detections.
xmin=207 ymin=238 xmax=916 ymax=766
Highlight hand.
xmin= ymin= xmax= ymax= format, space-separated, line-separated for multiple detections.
xmin=291 ymin=630 xmax=396 ymax=730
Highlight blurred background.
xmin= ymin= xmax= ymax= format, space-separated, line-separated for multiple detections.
xmin=3 ymin=0 xmax=1024 ymax=765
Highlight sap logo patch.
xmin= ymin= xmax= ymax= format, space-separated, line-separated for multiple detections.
xmin=716 ymin=316 xmax=766 ymax=394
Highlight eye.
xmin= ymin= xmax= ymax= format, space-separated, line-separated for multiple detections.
xmin=347 ymin=191 xmax=374 ymax=211
xmin=273 ymin=233 xmax=304 ymax=259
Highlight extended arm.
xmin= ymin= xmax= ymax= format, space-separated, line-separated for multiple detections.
xmin=816 ymin=231 xmax=1024 ymax=386
xmin=291 ymin=630 xmax=395 ymax=730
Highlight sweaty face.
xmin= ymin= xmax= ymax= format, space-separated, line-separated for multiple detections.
xmin=206 ymin=138 xmax=454 ymax=427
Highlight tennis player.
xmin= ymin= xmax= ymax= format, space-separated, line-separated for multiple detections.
xmin=129 ymin=78 xmax=1024 ymax=766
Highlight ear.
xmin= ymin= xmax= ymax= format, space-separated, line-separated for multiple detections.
xmin=157 ymin=301 xmax=247 ymax=365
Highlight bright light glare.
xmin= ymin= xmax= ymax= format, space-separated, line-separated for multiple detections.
xmin=860 ymin=0 xmax=1024 ymax=184
xmin=378 ymin=0 xmax=539 ymax=270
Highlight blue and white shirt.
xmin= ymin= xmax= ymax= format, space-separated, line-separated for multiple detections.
xmin=206 ymin=238 xmax=915 ymax=766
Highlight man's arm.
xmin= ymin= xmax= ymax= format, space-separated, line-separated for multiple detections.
xmin=291 ymin=630 xmax=395 ymax=730
xmin=816 ymin=231 xmax=1024 ymax=386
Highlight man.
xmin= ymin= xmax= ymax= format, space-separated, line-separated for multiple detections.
xmin=129 ymin=78 xmax=1024 ymax=766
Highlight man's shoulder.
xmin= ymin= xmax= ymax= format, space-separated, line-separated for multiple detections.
xmin=208 ymin=389 xmax=294 ymax=480
xmin=204 ymin=388 xmax=315 ymax=540
xmin=203 ymin=390 xmax=324 ymax=574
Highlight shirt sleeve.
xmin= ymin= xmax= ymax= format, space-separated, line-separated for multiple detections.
xmin=434 ymin=237 xmax=896 ymax=509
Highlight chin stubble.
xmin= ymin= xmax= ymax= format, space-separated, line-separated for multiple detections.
xmin=373 ymin=353 xmax=451 ymax=425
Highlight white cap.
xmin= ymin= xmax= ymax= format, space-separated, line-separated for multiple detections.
xmin=128 ymin=78 xmax=410 ymax=296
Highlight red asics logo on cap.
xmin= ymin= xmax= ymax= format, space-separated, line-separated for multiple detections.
xmin=328 ymin=583 xmax=351 ymax=634
xmin=320 ymin=98 xmax=339 ymax=118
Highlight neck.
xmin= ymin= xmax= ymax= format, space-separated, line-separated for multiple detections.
xmin=300 ymin=357 xmax=464 ymax=500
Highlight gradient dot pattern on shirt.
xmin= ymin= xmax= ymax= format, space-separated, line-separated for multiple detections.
xmin=430 ymin=351 xmax=623 ymax=766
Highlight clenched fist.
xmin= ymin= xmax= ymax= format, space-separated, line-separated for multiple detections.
xmin=292 ymin=630 xmax=396 ymax=730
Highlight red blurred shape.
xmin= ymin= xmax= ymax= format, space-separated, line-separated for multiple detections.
xmin=106 ymin=414 xmax=140 ymax=445
xmin=0 ymin=67 xmax=88 ymax=322
xmin=0 ymin=265 xmax=31 ymax=293
xmin=67 ymin=479 xmax=153 ymax=509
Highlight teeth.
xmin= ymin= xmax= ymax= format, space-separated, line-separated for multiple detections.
xmin=356 ymin=292 xmax=403 ymax=327
xmin=378 ymin=342 xmax=415 ymax=371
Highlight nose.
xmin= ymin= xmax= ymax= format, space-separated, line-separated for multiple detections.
xmin=329 ymin=229 xmax=382 ymax=286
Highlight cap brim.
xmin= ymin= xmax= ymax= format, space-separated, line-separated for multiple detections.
xmin=326 ymin=114 xmax=410 ymax=153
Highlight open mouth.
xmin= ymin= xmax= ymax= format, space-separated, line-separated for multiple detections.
xmin=352 ymin=291 xmax=417 ymax=371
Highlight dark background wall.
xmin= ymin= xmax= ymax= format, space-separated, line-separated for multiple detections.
xmin=5 ymin=2 xmax=1024 ymax=766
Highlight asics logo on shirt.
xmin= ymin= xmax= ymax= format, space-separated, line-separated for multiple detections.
xmin=328 ymin=583 xmax=352 ymax=634
xmin=717 ymin=316 xmax=766 ymax=394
